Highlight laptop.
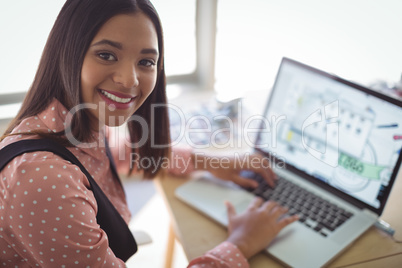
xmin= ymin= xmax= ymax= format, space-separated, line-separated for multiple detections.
xmin=175 ymin=57 xmax=402 ymax=267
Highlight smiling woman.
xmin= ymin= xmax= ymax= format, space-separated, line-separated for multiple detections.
xmin=1 ymin=0 xmax=169 ymax=164
xmin=0 ymin=0 xmax=171 ymax=265
xmin=0 ymin=0 xmax=197 ymax=130
xmin=0 ymin=0 xmax=298 ymax=267
xmin=81 ymin=13 xmax=159 ymax=128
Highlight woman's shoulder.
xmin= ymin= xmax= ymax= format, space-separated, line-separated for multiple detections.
xmin=1 ymin=148 xmax=90 ymax=185
xmin=0 ymin=133 xmax=92 ymax=197
xmin=0 ymin=116 xmax=48 ymax=149
xmin=0 ymin=98 xmax=68 ymax=150
xmin=0 ymin=147 xmax=99 ymax=240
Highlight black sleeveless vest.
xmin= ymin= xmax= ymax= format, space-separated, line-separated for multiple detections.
xmin=0 ymin=139 xmax=137 ymax=262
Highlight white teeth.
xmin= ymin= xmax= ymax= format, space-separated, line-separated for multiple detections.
xmin=101 ymin=90 xmax=132 ymax=104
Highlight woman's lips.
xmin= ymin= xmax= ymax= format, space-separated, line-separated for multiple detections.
xmin=98 ymin=89 xmax=136 ymax=109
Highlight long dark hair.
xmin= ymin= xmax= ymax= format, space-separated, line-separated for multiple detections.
xmin=2 ymin=0 xmax=170 ymax=178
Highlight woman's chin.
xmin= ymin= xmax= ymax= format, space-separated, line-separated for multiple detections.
xmin=106 ymin=122 xmax=126 ymax=127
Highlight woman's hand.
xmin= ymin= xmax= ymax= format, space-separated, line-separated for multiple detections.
xmin=194 ymin=152 xmax=277 ymax=188
xmin=225 ymin=198 xmax=299 ymax=259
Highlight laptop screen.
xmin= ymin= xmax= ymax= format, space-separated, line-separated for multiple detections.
xmin=256 ymin=58 xmax=402 ymax=212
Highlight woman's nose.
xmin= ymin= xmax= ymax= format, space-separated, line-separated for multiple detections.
xmin=113 ymin=64 xmax=139 ymax=89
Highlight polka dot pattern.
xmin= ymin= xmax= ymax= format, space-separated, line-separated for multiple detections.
xmin=0 ymin=99 xmax=127 ymax=266
xmin=1 ymin=99 xmax=246 ymax=266
xmin=188 ymin=242 xmax=249 ymax=268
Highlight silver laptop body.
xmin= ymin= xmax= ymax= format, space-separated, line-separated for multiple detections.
xmin=176 ymin=57 xmax=402 ymax=268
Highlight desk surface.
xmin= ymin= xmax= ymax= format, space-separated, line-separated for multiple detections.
xmin=155 ymin=171 xmax=402 ymax=267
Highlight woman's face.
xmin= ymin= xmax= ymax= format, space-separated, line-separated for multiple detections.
xmin=81 ymin=12 xmax=159 ymax=129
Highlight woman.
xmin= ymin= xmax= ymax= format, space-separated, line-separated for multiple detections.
xmin=0 ymin=0 xmax=298 ymax=266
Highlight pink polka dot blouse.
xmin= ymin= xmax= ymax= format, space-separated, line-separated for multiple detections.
xmin=0 ymin=99 xmax=249 ymax=267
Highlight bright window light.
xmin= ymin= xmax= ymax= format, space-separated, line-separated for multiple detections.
xmin=215 ymin=0 xmax=402 ymax=100
xmin=152 ymin=0 xmax=197 ymax=77
xmin=0 ymin=0 xmax=196 ymax=95
xmin=0 ymin=0 xmax=66 ymax=94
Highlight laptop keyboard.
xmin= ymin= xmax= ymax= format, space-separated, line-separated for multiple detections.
xmin=246 ymin=173 xmax=354 ymax=237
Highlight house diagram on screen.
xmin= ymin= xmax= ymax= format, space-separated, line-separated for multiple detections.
xmin=277 ymin=85 xmax=390 ymax=193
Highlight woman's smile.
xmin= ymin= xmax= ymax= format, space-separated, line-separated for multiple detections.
xmin=98 ymin=89 xmax=137 ymax=109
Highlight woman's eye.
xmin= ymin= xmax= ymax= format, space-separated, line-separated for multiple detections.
xmin=98 ymin=52 xmax=117 ymax=61
xmin=139 ymin=59 xmax=156 ymax=67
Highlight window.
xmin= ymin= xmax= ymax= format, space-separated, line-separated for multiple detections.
xmin=0 ymin=0 xmax=199 ymax=123
xmin=0 ymin=0 xmax=66 ymax=95
xmin=0 ymin=0 xmax=197 ymax=96
xmin=3 ymin=0 xmax=400 ymax=121
xmin=152 ymin=0 xmax=196 ymax=77
xmin=0 ymin=0 xmax=67 ymax=127
xmin=215 ymin=0 xmax=402 ymax=100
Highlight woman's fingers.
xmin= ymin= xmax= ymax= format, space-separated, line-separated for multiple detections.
xmin=238 ymin=198 xmax=298 ymax=229
xmin=248 ymin=154 xmax=277 ymax=188
xmin=232 ymin=174 xmax=259 ymax=189
xmin=226 ymin=198 xmax=299 ymax=259
xmin=247 ymin=197 xmax=264 ymax=210
xmin=225 ymin=201 xmax=237 ymax=220
xmin=260 ymin=200 xmax=279 ymax=212
xmin=248 ymin=199 xmax=283 ymax=215
xmin=260 ymin=201 xmax=299 ymax=228
xmin=277 ymin=214 xmax=300 ymax=229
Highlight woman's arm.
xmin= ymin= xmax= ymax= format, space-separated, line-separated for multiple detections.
xmin=3 ymin=153 xmax=126 ymax=267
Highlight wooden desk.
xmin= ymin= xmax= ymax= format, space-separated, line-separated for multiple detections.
xmin=155 ymin=172 xmax=402 ymax=267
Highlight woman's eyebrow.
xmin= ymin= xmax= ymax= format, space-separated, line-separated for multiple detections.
xmin=92 ymin=39 xmax=158 ymax=56
xmin=92 ymin=39 xmax=123 ymax=49
xmin=141 ymin=48 xmax=159 ymax=56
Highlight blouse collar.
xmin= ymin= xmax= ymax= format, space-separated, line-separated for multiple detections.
xmin=37 ymin=98 xmax=108 ymax=161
